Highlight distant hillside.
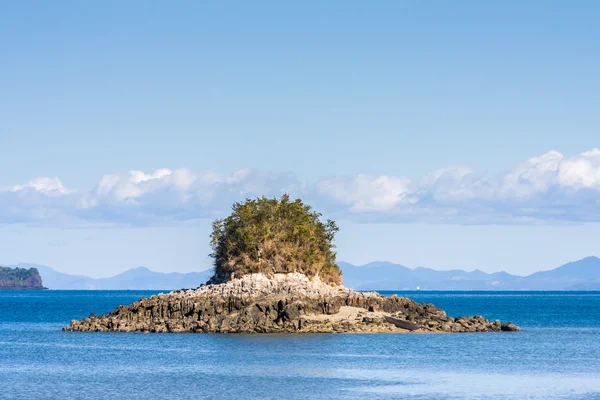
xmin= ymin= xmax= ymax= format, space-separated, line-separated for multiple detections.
xmin=525 ymin=257 xmax=600 ymax=290
xmin=339 ymin=261 xmax=525 ymax=290
xmin=340 ymin=256 xmax=600 ymax=290
xmin=6 ymin=256 xmax=600 ymax=290
xmin=0 ymin=266 xmax=45 ymax=290
xmin=7 ymin=264 xmax=213 ymax=290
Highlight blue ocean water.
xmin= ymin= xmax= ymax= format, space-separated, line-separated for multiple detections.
xmin=1 ymin=291 xmax=599 ymax=400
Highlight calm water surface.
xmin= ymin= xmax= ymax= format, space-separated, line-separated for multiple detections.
xmin=1 ymin=290 xmax=599 ymax=399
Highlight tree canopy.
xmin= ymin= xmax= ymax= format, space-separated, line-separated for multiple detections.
xmin=209 ymin=194 xmax=341 ymax=285
xmin=0 ymin=266 xmax=44 ymax=288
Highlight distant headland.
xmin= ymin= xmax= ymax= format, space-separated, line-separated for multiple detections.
xmin=0 ymin=266 xmax=45 ymax=290
xmin=65 ymin=195 xmax=518 ymax=334
xmin=15 ymin=256 xmax=600 ymax=291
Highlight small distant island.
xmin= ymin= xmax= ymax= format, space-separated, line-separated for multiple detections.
xmin=65 ymin=195 xmax=519 ymax=334
xmin=0 ymin=266 xmax=45 ymax=290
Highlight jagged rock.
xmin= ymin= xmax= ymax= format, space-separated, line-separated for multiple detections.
xmin=64 ymin=273 xmax=518 ymax=334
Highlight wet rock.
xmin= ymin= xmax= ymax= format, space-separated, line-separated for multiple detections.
xmin=501 ymin=322 xmax=520 ymax=332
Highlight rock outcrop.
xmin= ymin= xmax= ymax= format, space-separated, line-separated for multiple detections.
xmin=0 ymin=266 xmax=45 ymax=290
xmin=64 ymin=273 xmax=519 ymax=334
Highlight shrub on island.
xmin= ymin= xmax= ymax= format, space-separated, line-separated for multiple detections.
xmin=208 ymin=194 xmax=342 ymax=285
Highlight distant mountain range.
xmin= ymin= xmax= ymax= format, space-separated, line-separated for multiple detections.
xmin=340 ymin=256 xmax=600 ymax=290
xmin=6 ymin=264 xmax=213 ymax=290
xmin=4 ymin=256 xmax=600 ymax=290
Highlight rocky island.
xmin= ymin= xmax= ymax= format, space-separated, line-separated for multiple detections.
xmin=65 ymin=195 xmax=519 ymax=334
xmin=0 ymin=266 xmax=45 ymax=290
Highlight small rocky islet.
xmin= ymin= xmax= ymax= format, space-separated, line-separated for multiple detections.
xmin=64 ymin=272 xmax=519 ymax=334
xmin=0 ymin=266 xmax=45 ymax=290
xmin=64 ymin=195 xmax=519 ymax=334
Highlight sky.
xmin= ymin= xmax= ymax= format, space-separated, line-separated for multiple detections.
xmin=1 ymin=1 xmax=599 ymax=277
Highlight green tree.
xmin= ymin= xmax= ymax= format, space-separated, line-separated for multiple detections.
xmin=0 ymin=266 xmax=43 ymax=288
xmin=209 ymin=194 xmax=341 ymax=285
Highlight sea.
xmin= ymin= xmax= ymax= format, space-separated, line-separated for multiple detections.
xmin=1 ymin=290 xmax=599 ymax=400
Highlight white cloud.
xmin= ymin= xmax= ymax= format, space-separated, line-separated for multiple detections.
xmin=422 ymin=167 xmax=494 ymax=203
xmin=500 ymin=151 xmax=564 ymax=199
xmin=317 ymin=174 xmax=416 ymax=212
xmin=6 ymin=177 xmax=70 ymax=195
xmin=1 ymin=149 xmax=600 ymax=225
xmin=557 ymin=149 xmax=600 ymax=189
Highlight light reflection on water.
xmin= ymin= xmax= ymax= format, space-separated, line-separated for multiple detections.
xmin=347 ymin=370 xmax=600 ymax=399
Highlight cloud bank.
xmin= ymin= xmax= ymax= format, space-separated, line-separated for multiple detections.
xmin=2 ymin=149 xmax=600 ymax=226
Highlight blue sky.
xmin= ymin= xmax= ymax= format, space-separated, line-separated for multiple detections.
xmin=1 ymin=1 xmax=599 ymax=277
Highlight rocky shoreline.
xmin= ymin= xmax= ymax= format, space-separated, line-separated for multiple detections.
xmin=64 ymin=273 xmax=519 ymax=334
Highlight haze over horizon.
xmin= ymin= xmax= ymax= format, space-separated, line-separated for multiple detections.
xmin=1 ymin=2 xmax=599 ymax=277
xmin=9 ymin=255 xmax=600 ymax=281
